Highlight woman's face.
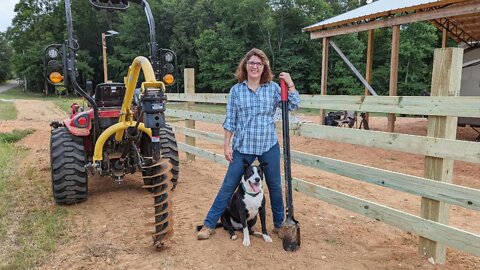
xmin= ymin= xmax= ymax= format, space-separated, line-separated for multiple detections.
xmin=246 ymin=55 xmax=264 ymax=82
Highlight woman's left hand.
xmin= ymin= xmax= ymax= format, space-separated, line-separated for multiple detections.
xmin=279 ymin=72 xmax=295 ymax=91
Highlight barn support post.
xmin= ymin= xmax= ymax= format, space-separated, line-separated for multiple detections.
xmin=184 ymin=68 xmax=196 ymax=162
xmin=419 ymin=48 xmax=463 ymax=264
xmin=364 ymin=29 xmax=374 ymax=123
xmin=388 ymin=25 xmax=400 ymax=132
xmin=320 ymin=37 xmax=329 ymax=125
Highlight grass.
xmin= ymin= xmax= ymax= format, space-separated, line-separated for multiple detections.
xmin=0 ymin=129 xmax=68 ymax=270
xmin=0 ymin=101 xmax=17 ymax=120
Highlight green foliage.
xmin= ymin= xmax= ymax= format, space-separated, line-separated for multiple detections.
xmin=0 ymin=33 xmax=14 ymax=82
xmin=6 ymin=0 xmax=442 ymax=96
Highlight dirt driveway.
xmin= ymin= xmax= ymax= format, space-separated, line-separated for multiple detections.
xmin=1 ymin=99 xmax=479 ymax=269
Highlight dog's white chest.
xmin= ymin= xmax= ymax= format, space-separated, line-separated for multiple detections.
xmin=243 ymin=192 xmax=263 ymax=220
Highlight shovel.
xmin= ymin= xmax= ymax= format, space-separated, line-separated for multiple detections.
xmin=280 ymin=78 xmax=301 ymax=251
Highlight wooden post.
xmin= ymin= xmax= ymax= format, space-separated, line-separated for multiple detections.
xmin=320 ymin=37 xmax=329 ymax=124
xmin=364 ymin=29 xmax=374 ymax=123
xmin=441 ymin=28 xmax=447 ymax=48
xmin=184 ymin=68 xmax=196 ymax=162
xmin=388 ymin=25 xmax=400 ymax=132
xmin=102 ymin=32 xmax=108 ymax=83
xmin=419 ymin=48 xmax=463 ymax=264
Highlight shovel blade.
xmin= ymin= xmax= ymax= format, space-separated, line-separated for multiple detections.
xmin=281 ymin=223 xmax=301 ymax=251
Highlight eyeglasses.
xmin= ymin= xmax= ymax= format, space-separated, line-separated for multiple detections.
xmin=247 ymin=61 xmax=264 ymax=67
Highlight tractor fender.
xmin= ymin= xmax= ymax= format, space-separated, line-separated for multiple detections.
xmin=63 ymin=109 xmax=94 ymax=136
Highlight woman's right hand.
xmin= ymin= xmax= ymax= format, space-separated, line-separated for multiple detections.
xmin=224 ymin=144 xmax=233 ymax=163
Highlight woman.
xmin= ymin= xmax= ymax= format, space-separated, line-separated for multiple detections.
xmin=197 ymin=48 xmax=300 ymax=240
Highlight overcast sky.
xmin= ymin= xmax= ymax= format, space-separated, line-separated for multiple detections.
xmin=0 ymin=0 xmax=19 ymax=32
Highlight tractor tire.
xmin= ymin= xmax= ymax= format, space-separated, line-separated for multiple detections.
xmin=141 ymin=125 xmax=179 ymax=190
xmin=50 ymin=127 xmax=88 ymax=204
xmin=159 ymin=125 xmax=179 ymax=189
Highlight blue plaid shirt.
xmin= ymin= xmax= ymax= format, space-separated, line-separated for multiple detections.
xmin=223 ymin=80 xmax=300 ymax=155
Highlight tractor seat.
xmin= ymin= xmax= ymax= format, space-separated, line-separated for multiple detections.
xmin=94 ymin=83 xmax=126 ymax=107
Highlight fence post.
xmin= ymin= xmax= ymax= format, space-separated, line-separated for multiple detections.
xmin=184 ymin=68 xmax=196 ymax=162
xmin=418 ymin=48 xmax=463 ymax=264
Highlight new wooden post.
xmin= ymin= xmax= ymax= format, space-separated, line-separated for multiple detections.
xmin=184 ymin=68 xmax=196 ymax=161
xmin=419 ymin=48 xmax=463 ymax=264
xmin=388 ymin=25 xmax=400 ymax=132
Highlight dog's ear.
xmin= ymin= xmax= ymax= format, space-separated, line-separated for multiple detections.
xmin=243 ymin=158 xmax=250 ymax=170
xmin=259 ymin=162 xmax=268 ymax=169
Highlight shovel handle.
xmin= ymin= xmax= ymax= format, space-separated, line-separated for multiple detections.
xmin=280 ymin=79 xmax=288 ymax=101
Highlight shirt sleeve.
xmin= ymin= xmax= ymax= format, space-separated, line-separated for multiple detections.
xmin=223 ymin=85 xmax=236 ymax=132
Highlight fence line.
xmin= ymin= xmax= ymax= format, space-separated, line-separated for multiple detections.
xmin=167 ymin=93 xmax=480 ymax=118
xmin=176 ymin=141 xmax=480 ymax=257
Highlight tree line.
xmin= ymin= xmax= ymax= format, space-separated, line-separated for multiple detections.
xmin=2 ymin=0 xmax=446 ymax=96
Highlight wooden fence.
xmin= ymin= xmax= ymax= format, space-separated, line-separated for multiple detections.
xmin=165 ymin=48 xmax=480 ymax=263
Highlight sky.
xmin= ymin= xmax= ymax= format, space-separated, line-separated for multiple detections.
xmin=0 ymin=0 xmax=19 ymax=32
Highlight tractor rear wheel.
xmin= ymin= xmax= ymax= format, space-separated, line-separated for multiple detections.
xmin=159 ymin=125 xmax=179 ymax=189
xmin=50 ymin=127 xmax=88 ymax=204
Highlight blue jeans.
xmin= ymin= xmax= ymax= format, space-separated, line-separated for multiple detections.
xmin=204 ymin=143 xmax=284 ymax=229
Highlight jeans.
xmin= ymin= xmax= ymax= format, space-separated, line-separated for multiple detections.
xmin=204 ymin=143 xmax=284 ymax=229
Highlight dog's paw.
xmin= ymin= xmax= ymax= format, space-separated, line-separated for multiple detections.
xmin=262 ymin=234 xmax=273 ymax=243
xmin=230 ymin=234 xmax=238 ymax=240
xmin=243 ymin=238 xmax=251 ymax=246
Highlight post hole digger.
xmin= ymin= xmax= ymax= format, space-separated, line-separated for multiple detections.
xmin=280 ymin=79 xmax=301 ymax=251
xmin=47 ymin=0 xmax=179 ymax=249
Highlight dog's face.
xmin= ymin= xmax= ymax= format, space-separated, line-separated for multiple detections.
xmin=242 ymin=159 xmax=267 ymax=194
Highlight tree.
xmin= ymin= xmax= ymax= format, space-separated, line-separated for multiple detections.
xmin=0 ymin=33 xmax=13 ymax=82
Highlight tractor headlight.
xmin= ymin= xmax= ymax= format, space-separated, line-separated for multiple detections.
xmin=47 ymin=48 xmax=59 ymax=58
xmin=164 ymin=51 xmax=174 ymax=62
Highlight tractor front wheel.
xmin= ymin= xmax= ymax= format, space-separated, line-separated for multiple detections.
xmin=50 ymin=127 xmax=88 ymax=204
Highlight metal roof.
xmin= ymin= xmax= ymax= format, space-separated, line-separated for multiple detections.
xmin=303 ymin=0 xmax=480 ymax=44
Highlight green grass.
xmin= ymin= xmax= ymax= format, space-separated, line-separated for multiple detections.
xmin=0 ymin=129 xmax=68 ymax=270
xmin=0 ymin=101 xmax=17 ymax=120
xmin=0 ymin=129 xmax=35 ymax=143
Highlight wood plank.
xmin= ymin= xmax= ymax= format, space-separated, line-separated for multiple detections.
xmin=165 ymin=109 xmax=225 ymax=124
xmin=309 ymin=2 xmax=480 ymax=39
xmin=171 ymin=125 xmax=223 ymax=144
xmin=167 ymin=94 xmax=480 ymax=118
xmin=296 ymin=123 xmax=480 ymax=164
xmin=292 ymin=178 xmax=480 ymax=257
xmin=167 ymin=93 xmax=229 ymax=104
xmin=419 ymin=48 xmax=463 ymax=263
xmin=298 ymin=95 xmax=480 ymax=117
xmin=289 ymin=150 xmax=480 ymax=212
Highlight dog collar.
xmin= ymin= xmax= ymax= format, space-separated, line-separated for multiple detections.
xmin=242 ymin=182 xmax=260 ymax=197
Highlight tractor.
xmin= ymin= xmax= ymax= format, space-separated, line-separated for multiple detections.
xmin=45 ymin=0 xmax=179 ymax=248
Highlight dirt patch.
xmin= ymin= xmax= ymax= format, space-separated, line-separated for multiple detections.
xmin=2 ymin=100 xmax=479 ymax=269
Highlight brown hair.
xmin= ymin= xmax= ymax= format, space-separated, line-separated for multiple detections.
xmin=234 ymin=48 xmax=274 ymax=84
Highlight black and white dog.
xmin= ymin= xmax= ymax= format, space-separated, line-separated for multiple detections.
xmin=220 ymin=159 xmax=273 ymax=246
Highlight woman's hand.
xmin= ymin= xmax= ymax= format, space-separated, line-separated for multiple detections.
xmin=279 ymin=72 xmax=296 ymax=92
xmin=224 ymin=144 xmax=233 ymax=163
